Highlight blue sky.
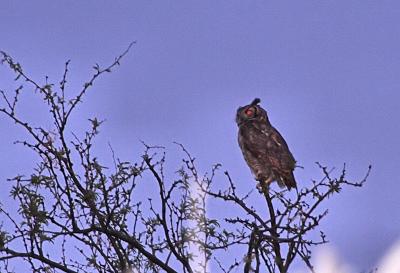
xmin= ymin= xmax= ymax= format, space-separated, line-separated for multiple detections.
xmin=1 ymin=1 xmax=400 ymax=271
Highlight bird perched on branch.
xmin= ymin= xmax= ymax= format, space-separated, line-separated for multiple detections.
xmin=236 ymin=98 xmax=297 ymax=190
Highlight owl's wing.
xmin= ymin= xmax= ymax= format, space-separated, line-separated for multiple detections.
xmin=266 ymin=126 xmax=296 ymax=170
xmin=250 ymin=123 xmax=297 ymax=188
xmin=240 ymin=123 xmax=295 ymax=169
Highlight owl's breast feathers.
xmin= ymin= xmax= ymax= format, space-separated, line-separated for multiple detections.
xmin=238 ymin=122 xmax=297 ymax=189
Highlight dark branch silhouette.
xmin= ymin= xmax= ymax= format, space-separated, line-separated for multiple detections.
xmin=0 ymin=46 xmax=370 ymax=273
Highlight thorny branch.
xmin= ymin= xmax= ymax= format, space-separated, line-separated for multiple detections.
xmin=0 ymin=48 xmax=370 ymax=273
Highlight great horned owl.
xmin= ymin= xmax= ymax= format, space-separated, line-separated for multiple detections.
xmin=236 ymin=98 xmax=297 ymax=190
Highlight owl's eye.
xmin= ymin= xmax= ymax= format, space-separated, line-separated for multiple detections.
xmin=245 ymin=107 xmax=255 ymax=117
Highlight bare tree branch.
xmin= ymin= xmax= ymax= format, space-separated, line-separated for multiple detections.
xmin=0 ymin=47 xmax=370 ymax=273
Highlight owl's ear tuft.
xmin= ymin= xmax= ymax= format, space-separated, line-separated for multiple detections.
xmin=251 ymin=98 xmax=261 ymax=106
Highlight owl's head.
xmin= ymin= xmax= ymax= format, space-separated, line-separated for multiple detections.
xmin=236 ymin=98 xmax=270 ymax=127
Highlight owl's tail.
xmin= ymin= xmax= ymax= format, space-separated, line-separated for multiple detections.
xmin=281 ymin=172 xmax=297 ymax=190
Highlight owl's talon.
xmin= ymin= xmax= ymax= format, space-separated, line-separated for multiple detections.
xmin=256 ymin=181 xmax=270 ymax=194
xmin=256 ymin=182 xmax=263 ymax=193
